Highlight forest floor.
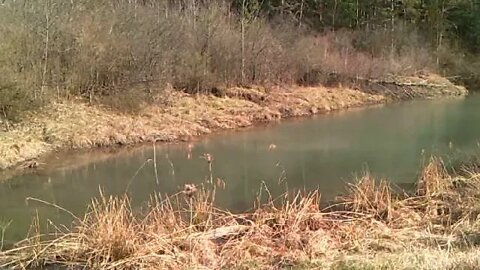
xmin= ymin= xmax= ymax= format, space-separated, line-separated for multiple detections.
xmin=0 ymin=74 xmax=467 ymax=175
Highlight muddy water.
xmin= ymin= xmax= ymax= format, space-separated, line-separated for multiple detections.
xmin=1 ymin=95 xmax=480 ymax=246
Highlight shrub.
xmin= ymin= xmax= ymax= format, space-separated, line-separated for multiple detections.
xmin=0 ymin=0 xmax=436 ymax=115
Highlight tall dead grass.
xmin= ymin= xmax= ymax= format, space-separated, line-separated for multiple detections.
xmin=1 ymin=157 xmax=480 ymax=269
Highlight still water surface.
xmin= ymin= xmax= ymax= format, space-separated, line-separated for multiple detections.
xmin=1 ymin=95 xmax=480 ymax=245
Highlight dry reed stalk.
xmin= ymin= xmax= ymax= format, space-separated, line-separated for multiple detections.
xmin=2 ymin=157 xmax=480 ymax=269
xmin=340 ymin=173 xmax=395 ymax=223
xmin=417 ymin=157 xmax=452 ymax=198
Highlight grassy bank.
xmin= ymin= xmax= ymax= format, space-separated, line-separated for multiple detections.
xmin=0 ymin=74 xmax=468 ymax=173
xmin=1 ymin=157 xmax=480 ymax=269
xmin=0 ymin=85 xmax=382 ymax=171
xmin=0 ymin=0 xmax=472 ymax=174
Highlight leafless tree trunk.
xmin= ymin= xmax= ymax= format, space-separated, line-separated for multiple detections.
xmin=192 ymin=0 xmax=196 ymax=30
xmin=332 ymin=0 xmax=337 ymax=32
xmin=241 ymin=0 xmax=246 ymax=83
xmin=436 ymin=0 xmax=446 ymax=66
xmin=356 ymin=0 xmax=359 ymax=27
xmin=165 ymin=0 xmax=168 ymax=19
xmin=41 ymin=0 xmax=50 ymax=99
xmin=390 ymin=0 xmax=395 ymax=57
xmin=299 ymin=0 xmax=304 ymax=27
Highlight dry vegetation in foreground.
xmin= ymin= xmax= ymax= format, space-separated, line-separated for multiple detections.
xmin=1 ymin=157 xmax=480 ymax=269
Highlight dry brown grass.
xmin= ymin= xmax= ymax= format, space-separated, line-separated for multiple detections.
xmin=0 ymin=85 xmax=386 ymax=172
xmin=331 ymin=248 xmax=480 ymax=270
xmin=1 ymin=157 xmax=480 ymax=269
xmin=0 ymin=72 xmax=468 ymax=173
xmin=341 ymin=173 xmax=394 ymax=223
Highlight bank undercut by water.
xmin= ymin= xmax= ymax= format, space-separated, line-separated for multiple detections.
xmin=1 ymin=157 xmax=480 ymax=269
xmin=0 ymin=74 xmax=468 ymax=176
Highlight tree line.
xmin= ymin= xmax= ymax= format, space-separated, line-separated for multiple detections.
xmin=0 ymin=0 xmax=478 ymax=123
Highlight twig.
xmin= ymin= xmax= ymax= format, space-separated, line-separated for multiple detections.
xmin=0 ymin=220 xmax=12 ymax=251
xmin=125 ymin=159 xmax=152 ymax=192
xmin=26 ymin=198 xmax=81 ymax=222
xmin=153 ymin=142 xmax=159 ymax=185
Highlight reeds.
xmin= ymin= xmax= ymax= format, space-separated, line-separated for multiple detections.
xmin=341 ymin=173 xmax=394 ymax=222
xmin=2 ymin=157 xmax=480 ymax=269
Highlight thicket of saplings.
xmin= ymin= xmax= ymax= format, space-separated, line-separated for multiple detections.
xmin=0 ymin=0 xmax=434 ymax=122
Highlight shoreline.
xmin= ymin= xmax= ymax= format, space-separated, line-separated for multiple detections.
xmin=1 ymin=157 xmax=480 ymax=269
xmin=6 ymin=102 xmax=386 ymax=181
xmin=0 ymin=74 xmax=468 ymax=176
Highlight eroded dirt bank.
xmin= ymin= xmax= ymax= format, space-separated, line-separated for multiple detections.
xmin=0 ymin=74 xmax=468 ymax=172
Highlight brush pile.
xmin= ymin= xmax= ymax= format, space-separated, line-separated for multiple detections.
xmin=1 ymin=157 xmax=480 ymax=269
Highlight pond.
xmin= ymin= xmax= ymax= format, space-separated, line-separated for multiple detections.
xmin=1 ymin=95 xmax=480 ymax=246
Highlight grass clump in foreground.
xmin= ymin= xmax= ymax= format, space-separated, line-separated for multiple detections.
xmin=2 ymin=157 xmax=480 ymax=269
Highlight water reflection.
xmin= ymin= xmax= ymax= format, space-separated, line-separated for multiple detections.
xmin=1 ymin=95 xmax=480 ymax=245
